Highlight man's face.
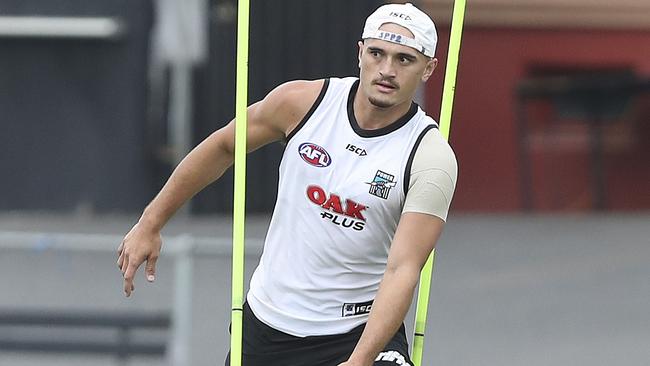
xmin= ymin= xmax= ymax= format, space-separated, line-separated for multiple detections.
xmin=358 ymin=23 xmax=437 ymax=109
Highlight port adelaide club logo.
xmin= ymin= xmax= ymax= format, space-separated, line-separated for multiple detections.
xmin=367 ymin=170 xmax=397 ymax=199
xmin=298 ymin=142 xmax=331 ymax=168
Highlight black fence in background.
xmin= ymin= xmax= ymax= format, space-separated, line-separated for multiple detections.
xmin=0 ymin=0 xmax=382 ymax=213
xmin=0 ymin=309 xmax=169 ymax=360
xmin=0 ymin=0 xmax=154 ymax=212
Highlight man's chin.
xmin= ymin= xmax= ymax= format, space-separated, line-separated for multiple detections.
xmin=368 ymin=96 xmax=395 ymax=109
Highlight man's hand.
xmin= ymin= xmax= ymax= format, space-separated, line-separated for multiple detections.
xmin=116 ymin=222 xmax=162 ymax=297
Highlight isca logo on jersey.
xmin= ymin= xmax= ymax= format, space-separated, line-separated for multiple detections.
xmin=345 ymin=143 xmax=367 ymax=157
xmin=298 ymin=142 xmax=332 ymax=167
xmin=342 ymin=300 xmax=373 ymax=317
xmin=306 ymin=185 xmax=367 ymax=231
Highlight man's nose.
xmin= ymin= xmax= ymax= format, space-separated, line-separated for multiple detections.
xmin=378 ymin=58 xmax=397 ymax=78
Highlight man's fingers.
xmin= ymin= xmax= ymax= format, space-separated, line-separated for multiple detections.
xmin=124 ymin=259 xmax=139 ymax=281
xmin=145 ymin=255 xmax=158 ymax=282
xmin=123 ymin=259 xmax=141 ymax=297
xmin=124 ymin=274 xmax=136 ymax=297
xmin=121 ymin=254 xmax=129 ymax=275
xmin=118 ymin=226 xmax=163 ymax=297
xmin=117 ymin=251 xmax=125 ymax=270
xmin=123 ymin=276 xmax=133 ymax=297
xmin=123 ymin=268 xmax=133 ymax=296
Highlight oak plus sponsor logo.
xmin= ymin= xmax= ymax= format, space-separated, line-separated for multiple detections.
xmin=298 ymin=142 xmax=331 ymax=167
xmin=306 ymin=185 xmax=367 ymax=231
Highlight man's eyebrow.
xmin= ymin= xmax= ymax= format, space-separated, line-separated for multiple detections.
xmin=397 ymin=52 xmax=417 ymax=61
xmin=367 ymin=45 xmax=418 ymax=61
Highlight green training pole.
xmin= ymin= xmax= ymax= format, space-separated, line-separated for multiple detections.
xmin=411 ymin=0 xmax=466 ymax=365
xmin=230 ymin=0 xmax=250 ymax=365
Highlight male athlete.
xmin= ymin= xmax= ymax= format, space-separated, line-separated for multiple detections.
xmin=117 ymin=3 xmax=457 ymax=365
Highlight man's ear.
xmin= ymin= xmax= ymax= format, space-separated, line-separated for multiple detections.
xmin=422 ymin=57 xmax=438 ymax=82
xmin=357 ymin=40 xmax=364 ymax=68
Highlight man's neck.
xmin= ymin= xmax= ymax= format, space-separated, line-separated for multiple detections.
xmin=353 ymin=91 xmax=413 ymax=131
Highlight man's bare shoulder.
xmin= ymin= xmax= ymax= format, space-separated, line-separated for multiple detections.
xmin=259 ymin=79 xmax=327 ymax=136
xmin=270 ymin=79 xmax=326 ymax=106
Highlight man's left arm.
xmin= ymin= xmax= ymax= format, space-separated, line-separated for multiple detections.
xmin=339 ymin=128 xmax=457 ymax=366
xmin=340 ymin=212 xmax=444 ymax=366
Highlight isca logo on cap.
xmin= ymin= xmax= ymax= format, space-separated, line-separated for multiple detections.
xmin=298 ymin=142 xmax=332 ymax=167
xmin=389 ymin=12 xmax=411 ymax=20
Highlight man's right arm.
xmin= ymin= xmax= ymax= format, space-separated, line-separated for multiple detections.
xmin=117 ymin=79 xmax=326 ymax=296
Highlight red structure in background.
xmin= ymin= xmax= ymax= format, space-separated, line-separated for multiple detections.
xmin=426 ymin=28 xmax=650 ymax=212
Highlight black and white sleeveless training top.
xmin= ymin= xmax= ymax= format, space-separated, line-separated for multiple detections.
xmin=247 ymin=77 xmax=457 ymax=336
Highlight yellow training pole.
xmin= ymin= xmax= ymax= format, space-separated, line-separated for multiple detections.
xmin=230 ymin=0 xmax=250 ymax=365
xmin=411 ymin=0 xmax=466 ymax=365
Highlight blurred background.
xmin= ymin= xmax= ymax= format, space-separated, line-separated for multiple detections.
xmin=0 ymin=0 xmax=648 ymax=365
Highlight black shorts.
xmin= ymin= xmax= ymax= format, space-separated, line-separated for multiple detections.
xmin=224 ymin=302 xmax=413 ymax=366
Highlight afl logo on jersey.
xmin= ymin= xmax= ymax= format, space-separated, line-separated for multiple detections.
xmin=298 ymin=142 xmax=332 ymax=168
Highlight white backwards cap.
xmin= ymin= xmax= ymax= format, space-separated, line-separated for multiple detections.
xmin=362 ymin=2 xmax=438 ymax=58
